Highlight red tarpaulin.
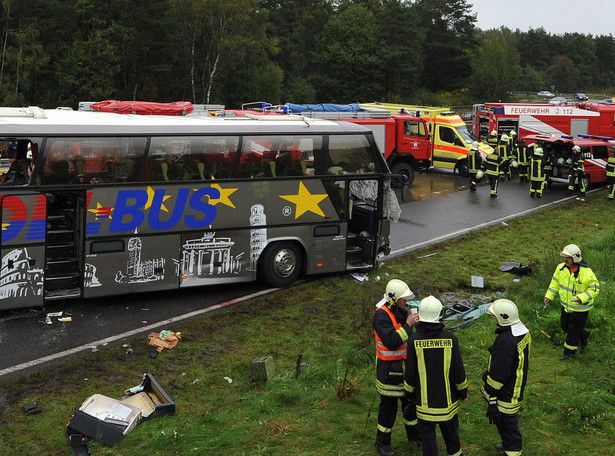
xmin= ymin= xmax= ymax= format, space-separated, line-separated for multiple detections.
xmin=90 ymin=100 xmax=194 ymax=116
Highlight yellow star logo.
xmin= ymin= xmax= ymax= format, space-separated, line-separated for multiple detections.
xmin=87 ymin=202 xmax=114 ymax=220
xmin=1 ymin=222 xmax=9 ymax=231
xmin=207 ymin=178 xmax=238 ymax=208
xmin=144 ymin=186 xmax=172 ymax=213
xmin=280 ymin=182 xmax=327 ymax=219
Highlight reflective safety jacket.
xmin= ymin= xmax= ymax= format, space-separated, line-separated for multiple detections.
xmin=517 ymin=143 xmax=530 ymax=165
xmin=482 ymin=326 xmax=531 ymax=415
xmin=487 ymin=135 xmax=498 ymax=149
xmin=481 ymin=152 xmax=504 ymax=176
xmin=497 ymin=140 xmax=511 ymax=161
xmin=373 ymin=303 xmax=412 ymax=397
xmin=545 ymin=262 xmax=600 ymax=312
xmin=570 ymin=154 xmax=585 ymax=176
xmin=467 ymin=148 xmax=482 ymax=173
xmin=404 ymin=322 xmax=468 ymax=422
xmin=606 ymin=156 xmax=615 ymax=181
xmin=530 ymin=155 xmax=546 ymax=182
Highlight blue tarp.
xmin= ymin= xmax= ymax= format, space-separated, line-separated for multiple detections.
xmin=283 ymin=102 xmax=361 ymax=113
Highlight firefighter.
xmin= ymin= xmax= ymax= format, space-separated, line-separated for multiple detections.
xmin=404 ymin=296 xmax=468 ymax=456
xmin=487 ymin=129 xmax=499 ymax=149
xmin=481 ymin=143 xmax=505 ymax=198
xmin=568 ymin=145 xmax=587 ymax=201
xmin=544 ymin=244 xmax=600 ymax=360
xmin=515 ymin=138 xmax=530 ymax=183
xmin=467 ymin=141 xmax=482 ymax=192
xmin=507 ymin=131 xmax=519 ymax=179
xmin=529 ymin=146 xmax=547 ymax=198
xmin=373 ymin=279 xmax=421 ymax=456
xmin=482 ymin=299 xmax=531 ymax=456
xmin=606 ymin=152 xmax=615 ymax=200
xmin=498 ymin=134 xmax=512 ymax=181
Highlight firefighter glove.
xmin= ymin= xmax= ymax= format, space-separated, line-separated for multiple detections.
xmin=486 ymin=401 xmax=502 ymax=425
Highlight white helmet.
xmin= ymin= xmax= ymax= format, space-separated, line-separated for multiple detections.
xmin=487 ymin=299 xmax=520 ymax=326
xmin=384 ymin=279 xmax=414 ymax=302
xmin=572 ymin=145 xmax=581 ymax=153
xmin=510 ymin=130 xmax=517 ymax=136
xmin=471 ymin=141 xmax=479 ymax=150
xmin=419 ymin=295 xmax=443 ymax=323
xmin=500 ymin=134 xmax=509 ymax=142
xmin=490 ymin=130 xmax=497 ymax=136
xmin=534 ymin=147 xmax=543 ymax=156
xmin=560 ymin=244 xmax=582 ymax=263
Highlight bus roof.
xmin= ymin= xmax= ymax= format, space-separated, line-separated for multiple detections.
xmin=0 ymin=107 xmax=372 ymax=136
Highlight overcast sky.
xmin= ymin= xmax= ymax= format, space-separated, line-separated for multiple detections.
xmin=469 ymin=0 xmax=614 ymax=36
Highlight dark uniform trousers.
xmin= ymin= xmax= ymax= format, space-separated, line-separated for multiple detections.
xmin=417 ymin=415 xmax=461 ymax=456
xmin=496 ymin=413 xmax=523 ymax=455
xmin=561 ymin=308 xmax=590 ymax=355
xmin=377 ymin=394 xmax=420 ymax=444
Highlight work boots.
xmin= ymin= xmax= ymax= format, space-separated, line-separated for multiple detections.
xmin=374 ymin=442 xmax=396 ymax=456
xmin=375 ymin=431 xmax=395 ymax=456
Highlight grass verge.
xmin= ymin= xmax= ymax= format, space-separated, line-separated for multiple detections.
xmin=1 ymin=191 xmax=615 ymax=455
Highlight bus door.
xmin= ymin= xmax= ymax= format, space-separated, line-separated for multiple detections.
xmin=0 ymin=193 xmax=47 ymax=309
xmin=44 ymin=190 xmax=86 ymax=300
xmin=346 ymin=178 xmax=384 ymax=270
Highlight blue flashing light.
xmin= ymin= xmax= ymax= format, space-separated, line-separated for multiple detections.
xmin=562 ymin=135 xmax=574 ymax=139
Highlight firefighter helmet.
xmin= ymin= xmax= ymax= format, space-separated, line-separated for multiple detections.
xmin=419 ymin=295 xmax=443 ymax=323
xmin=510 ymin=130 xmax=517 ymax=136
xmin=560 ymin=244 xmax=582 ymax=263
xmin=490 ymin=130 xmax=497 ymax=136
xmin=384 ymin=279 xmax=414 ymax=302
xmin=487 ymin=299 xmax=520 ymax=326
xmin=534 ymin=147 xmax=543 ymax=156
xmin=572 ymin=145 xmax=581 ymax=154
xmin=471 ymin=141 xmax=479 ymax=150
xmin=500 ymin=134 xmax=509 ymax=142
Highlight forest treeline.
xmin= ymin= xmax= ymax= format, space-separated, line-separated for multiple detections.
xmin=1 ymin=0 xmax=614 ymax=109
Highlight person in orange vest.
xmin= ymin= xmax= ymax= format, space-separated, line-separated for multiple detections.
xmin=373 ymin=279 xmax=421 ymax=456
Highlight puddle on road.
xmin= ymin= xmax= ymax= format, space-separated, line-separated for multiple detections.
xmin=396 ymin=170 xmax=469 ymax=202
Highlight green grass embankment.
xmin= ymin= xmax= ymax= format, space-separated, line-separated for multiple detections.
xmin=2 ymin=190 xmax=615 ymax=455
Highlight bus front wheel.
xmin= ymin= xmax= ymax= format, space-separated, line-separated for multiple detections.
xmin=258 ymin=241 xmax=304 ymax=288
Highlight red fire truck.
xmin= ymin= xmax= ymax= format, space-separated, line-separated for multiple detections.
xmin=473 ymin=101 xmax=615 ymax=141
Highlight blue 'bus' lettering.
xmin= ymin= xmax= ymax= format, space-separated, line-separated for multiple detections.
xmin=109 ymin=190 xmax=148 ymax=232
xmin=108 ymin=188 xmax=218 ymax=233
xmin=148 ymin=188 xmax=189 ymax=230
xmin=185 ymin=188 xmax=219 ymax=228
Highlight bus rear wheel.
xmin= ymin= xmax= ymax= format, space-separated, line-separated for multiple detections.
xmin=258 ymin=241 xmax=304 ymax=288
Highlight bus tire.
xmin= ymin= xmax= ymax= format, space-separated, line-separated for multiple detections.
xmin=391 ymin=162 xmax=415 ymax=187
xmin=258 ymin=241 xmax=304 ymax=288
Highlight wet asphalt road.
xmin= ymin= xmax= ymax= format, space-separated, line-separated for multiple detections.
xmin=0 ymin=170 xmax=591 ymax=378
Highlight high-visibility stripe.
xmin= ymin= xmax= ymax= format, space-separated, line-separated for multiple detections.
xmin=374 ymin=306 xmax=407 ymax=361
